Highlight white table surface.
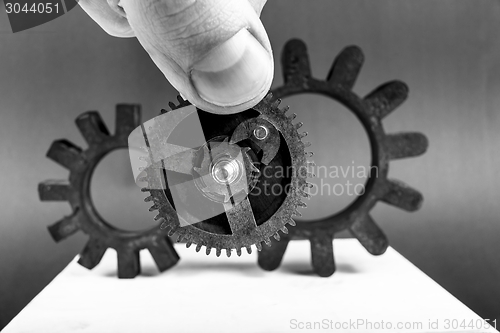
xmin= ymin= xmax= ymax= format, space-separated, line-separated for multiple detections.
xmin=3 ymin=239 xmax=496 ymax=333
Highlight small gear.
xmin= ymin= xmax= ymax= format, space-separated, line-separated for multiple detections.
xmin=39 ymin=105 xmax=179 ymax=278
xmin=141 ymin=94 xmax=313 ymax=257
xmin=257 ymin=39 xmax=429 ymax=277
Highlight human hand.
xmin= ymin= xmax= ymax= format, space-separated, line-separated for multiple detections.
xmin=80 ymin=0 xmax=273 ymax=114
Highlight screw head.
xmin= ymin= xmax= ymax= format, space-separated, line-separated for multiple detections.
xmin=211 ymin=158 xmax=240 ymax=185
xmin=253 ymin=125 xmax=269 ymax=140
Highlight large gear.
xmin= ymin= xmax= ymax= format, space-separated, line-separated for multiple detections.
xmin=39 ymin=105 xmax=179 ymax=278
xmin=258 ymin=39 xmax=429 ymax=277
xmin=140 ymin=94 xmax=313 ymax=257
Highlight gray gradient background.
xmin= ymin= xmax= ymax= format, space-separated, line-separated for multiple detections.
xmin=1 ymin=0 xmax=499 ymax=328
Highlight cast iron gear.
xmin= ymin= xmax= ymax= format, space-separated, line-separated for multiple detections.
xmin=141 ymin=94 xmax=313 ymax=257
xmin=38 ymin=105 xmax=179 ymax=278
xmin=258 ymin=39 xmax=429 ymax=277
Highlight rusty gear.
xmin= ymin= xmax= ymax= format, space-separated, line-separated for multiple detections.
xmin=39 ymin=105 xmax=179 ymax=278
xmin=258 ymin=39 xmax=428 ymax=277
xmin=141 ymin=94 xmax=313 ymax=257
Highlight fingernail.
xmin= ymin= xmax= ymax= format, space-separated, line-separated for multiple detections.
xmin=190 ymin=29 xmax=272 ymax=107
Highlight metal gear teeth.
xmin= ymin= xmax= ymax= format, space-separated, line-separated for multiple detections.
xmin=257 ymin=39 xmax=428 ymax=277
xmin=39 ymin=105 xmax=179 ymax=278
xmin=142 ymin=93 xmax=311 ymax=258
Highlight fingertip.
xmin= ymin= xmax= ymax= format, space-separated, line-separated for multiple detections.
xmin=190 ymin=29 xmax=274 ymax=110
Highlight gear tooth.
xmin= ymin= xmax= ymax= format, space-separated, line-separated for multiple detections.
xmin=327 ymin=45 xmax=364 ymax=90
xmin=78 ymin=238 xmax=107 ymax=269
xmin=246 ymin=246 xmax=252 ymax=254
xmin=47 ymin=140 xmax=84 ymax=171
xmin=263 ymin=92 xmax=273 ymax=104
xmin=195 ymin=244 xmax=202 ymax=252
xmin=236 ymin=248 xmax=242 ymax=256
xmin=364 ymin=80 xmax=408 ymax=118
xmin=47 ymin=211 xmax=80 ymax=242
xmin=115 ymin=104 xmax=141 ymax=136
xmin=384 ymin=132 xmax=428 ymax=160
xmin=148 ymin=205 xmax=157 ymax=212
xmin=350 ymin=215 xmax=389 ymax=255
xmin=281 ymin=39 xmax=311 ymax=83
xmin=117 ymin=249 xmax=141 ymax=279
xmin=176 ymin=234 xmax=184 ymax=242
xmin=148 ymin=237 xmax=179 ymax=272
xmin=288 ymin=113 xmax=297 ymax=120
xmin=288 ymin=218 xmax=297 ymax=227
xmin=281 ymin=105 xmax=290 ymax=114
xmin=310 ymin=235 xmax=336 ymax=277
xmin=177 ymin=95 xmax=185 ymax=103
xmin=38 ymin=180 xmax=71 ymax=202
xmin=281 ymin=226 xmax=289 ymax=234
xmin=168 ymin=102 xmax=177 ymax=110
xmin=206 ymin=247 xmax=212 ymax=255
xmin=295 ymin=122 xmax=303 ymax=129
xmin=75 ymin=111 xmax=110 ymax=146
xmin=167 ymin=227 xmax=177 ymax=237
xmin=303 ymin=141 xmax=312 ymax=148
xmin=144 ymin=196 xmax=153 ymax=202
xmin=255 ymin=242 xmax=263 ymax=252
xmin=293 ymin=210 xmax=302 ymax=217
xmin=305 ymin=152 xmax=314 ymax=157
xmin=186 ymin=241 xmax=192 ymax=248
xmin=153 ymin=213 xmax=162 ymax=220
xmin=226 ymin=249 xmax=232 ymax=257
xmin=297 ymin=201 xmax=307 ymax=208
xmin=274 ymin=232 xmax=281 ymax=241
xmin=381 ymin=179 xmax=424 ymax=212
xmin=264 ymin=238 xmax=272 ymax=247
xmin=216 ymin=248 xmax=222 ymax=257
xmin=300 ymin=190 xmax=311 ymax=199
xmin=160 ymin=221 xmax=169 ymax=230
xmin=307 ymin=161 xmax=316 ymax=166
xmin=160 ymin=108 xmax=169 ymax=114
xmin=271 ymin=98 xmax=282 ymax=109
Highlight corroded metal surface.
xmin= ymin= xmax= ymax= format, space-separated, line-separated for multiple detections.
xmin=39 ymin=105 xmax=179 ymax=278
xmin=258 ymin=39 xmax=429 ymax=277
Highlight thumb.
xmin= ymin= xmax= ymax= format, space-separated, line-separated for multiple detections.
xmin=82 ymin=0 xmax=273 ymax=114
